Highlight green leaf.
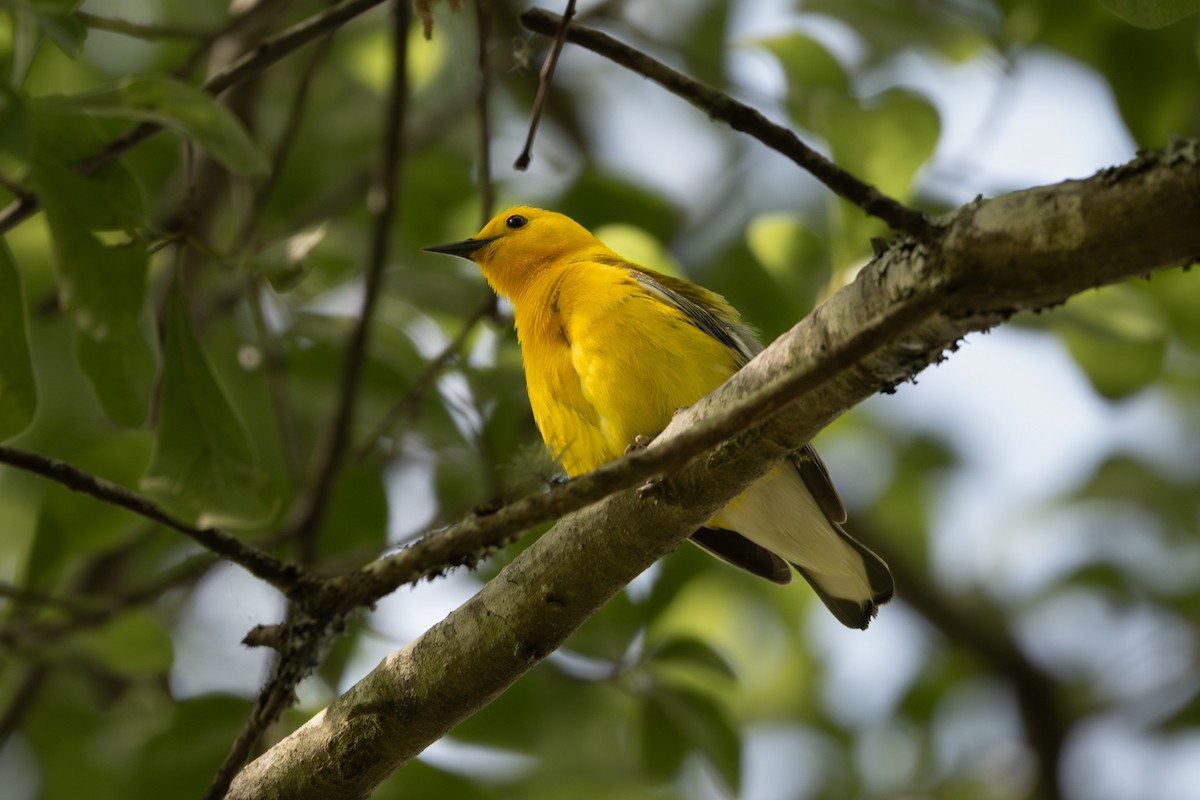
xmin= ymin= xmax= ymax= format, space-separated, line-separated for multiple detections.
xmin=141 ymin=281 xmax=276 ymax=527
xmin=74 ymin=309 xmax=158 ymax=428
xmin=0 ymin=84 xmax=33 ymax=166
xmin=48 ymin=74 xmax=270 ymax=178
xmin=1056 ymin=284 xmax=1167 ymax=399
xmin=566 ymin=587 xmax=644 ymax=660
xmin=645 ymin=636 xmax=738 ymax=682
xmin=72 ymin=609 xmax=173 ymax=676
xmin=826 ymin=88 xmax=941 ymax=200
xmin=745 ymin=213 xmax=831 ymax=312
xmin=132 ymin=695 xmax=253 ymax=798
xmin=25 ymin=0 xmax=88 ymax=56
xmin=642 ymin=685 xmax=741 ymax=792
xmin=1099 ymin=0 xmax=1200 ymax=28
xmin=30 ymin=151 xmax=147 ymax=339
xmin=319 ymin=456 xmax=388 ymax=561
xmin=640 ymin=692 xmax=690 ymax=782
xmin=756 ymin=32 xmax=849 ymax=130
xmin=0 ymin=239 xmax=38 ymax=441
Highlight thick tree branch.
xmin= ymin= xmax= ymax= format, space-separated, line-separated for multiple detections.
xmin=520 ymin=8 xmax=933 ymax=239
xmin=226 ymin=144 xmax=1200 ymax=799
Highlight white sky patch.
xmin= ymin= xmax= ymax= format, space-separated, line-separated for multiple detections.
xmin=169 ymin=563 xmax=285 ymax=699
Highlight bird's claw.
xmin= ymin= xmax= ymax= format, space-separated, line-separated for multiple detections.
xmin=624 ymin=434 xmax=654 ymax=455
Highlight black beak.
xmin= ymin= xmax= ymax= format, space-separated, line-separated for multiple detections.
xmin=423 ymin=237 xmax=495 ymax=259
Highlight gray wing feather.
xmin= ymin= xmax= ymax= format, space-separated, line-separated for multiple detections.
xmin=629 ymin=271 xmax=761 ymax=366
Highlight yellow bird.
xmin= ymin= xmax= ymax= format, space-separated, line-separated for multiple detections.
xmin=427 ymin=207 xmax=893 ymax=629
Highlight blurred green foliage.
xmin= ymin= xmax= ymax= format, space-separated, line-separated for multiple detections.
xmin=0 ymin=1 xmax=1198 ymax=799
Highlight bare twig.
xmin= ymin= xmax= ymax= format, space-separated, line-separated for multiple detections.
xmin=519 ymin=8 xmax=932 ymax=238
xmin=513 ymin=0 xmax=576 ymax=170
xmin=475 ymin=0 xmax=495 ymax=218
xmin=0 ymin=445 xmax=313 ymax=596
xmin=235 ymin=36 xmax=338 ymax=484
xmin=286 ymin=0 xmax=411 ymax=556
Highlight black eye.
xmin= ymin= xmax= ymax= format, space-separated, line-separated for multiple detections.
xmin=506 ymin=214 xmax=528 ymax=229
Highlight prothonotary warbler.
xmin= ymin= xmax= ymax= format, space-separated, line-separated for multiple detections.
xmin=426 ymin=207 xmax=893 ymax=629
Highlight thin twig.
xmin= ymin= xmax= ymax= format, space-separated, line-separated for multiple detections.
xmin=234 ymin=36 xmax=337 ymax=484
xmin=286 ymin=0 xmax=411 ymax=556
xmin=0 ymin=445 xmax=313 ymax=596
xmin=201 ymin=9 xmax=413 ymax=795
xmin=519 ymin=8 xmax=933 ymax=238
xmin=513 ymin=0 xmax=576 ymax=170
xmin=234 ymin=34 xmax=337 ymax=251
xmin=474 ymin=0 xmax=495 ymax=218
xmin=0 ymin=0 xmax=393 ymax=236
xmin=1 ymin=554 xmax=216 ymax=645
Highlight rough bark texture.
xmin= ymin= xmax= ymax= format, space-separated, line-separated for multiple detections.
xmin=227 ymin=145 xmax=1200 ymax=799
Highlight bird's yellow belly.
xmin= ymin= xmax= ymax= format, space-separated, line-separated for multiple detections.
xmin=522 ymin=290 xmax=737 ymax=476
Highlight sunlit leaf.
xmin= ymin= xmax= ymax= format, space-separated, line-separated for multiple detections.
xmin=756 ymin=31 xmax=849 ymax=130
xmin=745 ymin=212 xmax=830 ymax=311
xmin=826 ymin=89 xmax=941 ymax=200
xmin=141 ymin=281 xmax=276 ymax=527
xmin=1055 ymin=284 xmax=1167 ymax=399
xmin=0 ymin=239 xmax=38 ymax=441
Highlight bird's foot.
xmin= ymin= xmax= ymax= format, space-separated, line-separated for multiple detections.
xmin=624 ymin=434 xmax=654 ymax=455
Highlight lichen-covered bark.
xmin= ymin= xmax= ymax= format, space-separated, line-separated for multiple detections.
xmin=228 ymin=145 xmax=1200 ymax=800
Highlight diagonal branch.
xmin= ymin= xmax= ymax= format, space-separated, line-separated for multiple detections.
xmin=226 ymin=144 xmax=1200 ymax=799
xmin=513 ymin=0 xmax=576 ymax=170
xmin=286 ymin=0 xmax=412 ymax=557
xmin=520 ymin=8 xmax=932 ymax=239
xmin=0 ymin=445 xmax=313 ymax=595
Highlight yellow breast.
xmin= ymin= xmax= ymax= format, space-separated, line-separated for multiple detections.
xmin=514 ymin=261 xmax=739 ymax=476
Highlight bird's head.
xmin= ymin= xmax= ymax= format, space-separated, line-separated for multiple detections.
xmin=425 ymin=207 xmax=604 ymax=301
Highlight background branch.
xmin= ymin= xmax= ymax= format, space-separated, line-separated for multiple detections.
xmin=0 ymin=446 xmax=310 ymax=595
xmin=520 ymin=8 xmax=932 ymax=238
